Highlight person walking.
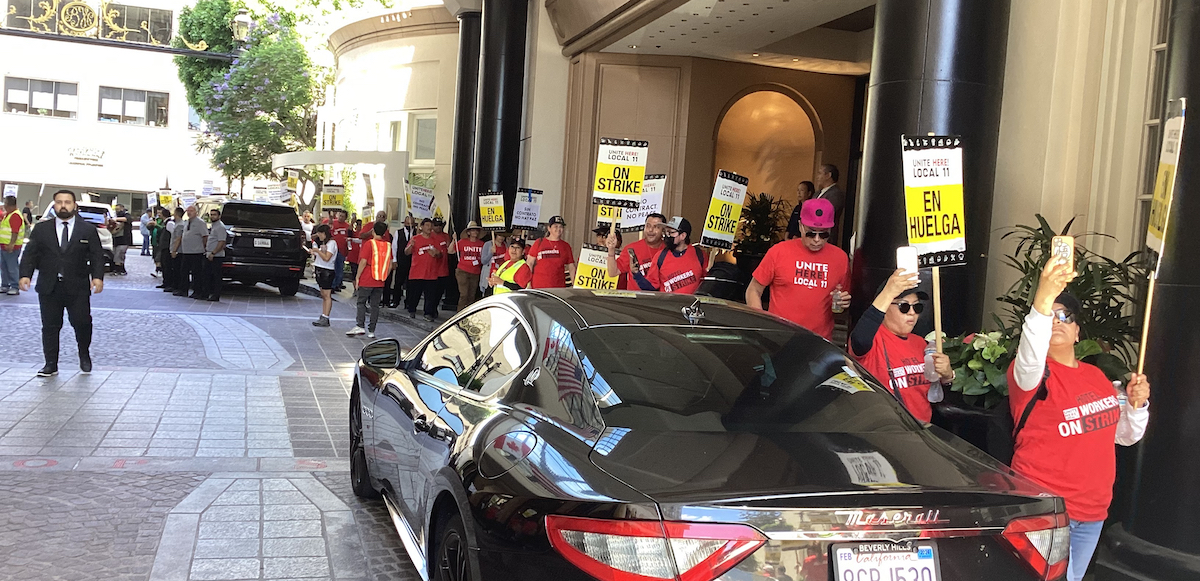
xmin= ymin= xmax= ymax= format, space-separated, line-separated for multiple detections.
xmin=746 ymin=199 xmax=850 ymax=340
xmin=1 ymin=195 xmax=28 ymax=295
xmin=527 ymin=216 xmax=575 ymax=289
xmin=850 ymin=269 xmax=954 ymax=423
xmin=21 ymin=201 xmax=34 ymax=229
xmin=300 ymin=210 xmax=315 ymax=241
xmin=1008 ymin=258 xmax=1150 ymax=581
xmin=388 ymin=215 xmax=414 ymax=308
xmin=606 ymin=212 xmax=665 ymax=290
xmin=329 ymin=209 xmax=351 ymax=291
xmin=307 ymin=224 xmax=338 ymax=327
xmin=111 ymin=203 xmax=132 ymax=275
xmin=139 ymin=207 xmax=153 ymax=255
xmin=631 ymin=217 xmax=707 ymax=294
xmin=452 ymin=221 xmax=485 ymax=311
xmin=347 ymin=221 xmax=392 ymax=338
xmin=431 ymin=218 xmax=456 ymax=310
xmin=203 ymin=208 xmax=227 ymax=301
xmin=174 ymin=205 xmax=207 ymax=299
xmin=488 ymin=238 xmax=532 ymax=294
xmin=18 ymin=190 xmax=105 ymax=376
xmin=404 ymin=218 xmax=442 ymax=321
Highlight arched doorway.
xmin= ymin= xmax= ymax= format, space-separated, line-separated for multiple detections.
xmin=714 ymin=90 xmax=818 ymax=214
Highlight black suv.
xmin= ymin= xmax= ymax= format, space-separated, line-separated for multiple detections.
xmin=213 ymin=200 xmax=307 ymax=296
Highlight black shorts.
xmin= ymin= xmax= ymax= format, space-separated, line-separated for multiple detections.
xmin=315 ymin=267 xmax=336 ymax=290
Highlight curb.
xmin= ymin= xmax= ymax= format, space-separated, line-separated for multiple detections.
xmin=299 ymin=279 xmax=445 ymax=334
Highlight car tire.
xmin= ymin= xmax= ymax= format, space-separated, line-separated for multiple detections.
xmin=434 ymin=512 xmax=472 ymax=581
xmin=350 ymin=391 xmax=380 ymax=499
xmin=277 ymin=279 xmax=300 ymax=297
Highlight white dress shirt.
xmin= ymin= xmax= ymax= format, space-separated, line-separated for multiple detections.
xmin=58 ymin=215 xmax=77 ymax=247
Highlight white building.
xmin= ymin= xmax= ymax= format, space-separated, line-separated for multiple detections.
xmin=0 ymin=0 xmax=225 ymax=213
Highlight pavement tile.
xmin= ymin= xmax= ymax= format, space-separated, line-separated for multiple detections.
xmin=194 ymin=538 xmax=262 ymax=559
xmin=263 ymin=505 xmax=321 ymax=521
xmin=262 ymin=520 xmax=323 ymax=538
xmin=198 ymin=521 xmax=260 ymax=539
xmin=189 ymin=558 xmax=261 ymax=580
xmin=262 ymin=537 xmax=327 ymax=558
xmin=202 ymin=505 xmax=261 ymax=522
xmin=263 ymin=556 xmax=329 ymax=579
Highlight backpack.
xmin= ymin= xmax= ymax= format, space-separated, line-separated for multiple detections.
xmin=656 ymin=245 xmax=706 ymax=271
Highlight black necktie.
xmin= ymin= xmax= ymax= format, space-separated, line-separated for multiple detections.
xmin=61 ymin=221 xmax=69 ymax=247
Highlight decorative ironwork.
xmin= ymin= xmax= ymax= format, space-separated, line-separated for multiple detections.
xmin=179 ymin=35 xmax=207 ymax=51
xmin=58 ymin=0 xmax=96 ymax=36
xmin=15 ymin=0 xmax=59 ymax=33
xmin=4 ymin=0 xmax=170 ymax=44
xmin=100 ymin=1 xmax=135 ymax=40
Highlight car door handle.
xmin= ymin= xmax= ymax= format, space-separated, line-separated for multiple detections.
xmin=413 ymin=415 xmax=431 ymax=433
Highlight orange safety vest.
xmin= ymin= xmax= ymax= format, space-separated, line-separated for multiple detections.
xmin=367 ymin=239 xmax=391 ymax=282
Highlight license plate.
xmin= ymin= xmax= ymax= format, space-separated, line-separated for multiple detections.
xmin=833 ymin=540 xmax=941 ymax=581
xmin=253 ymin=238 xmax=272 ymax=248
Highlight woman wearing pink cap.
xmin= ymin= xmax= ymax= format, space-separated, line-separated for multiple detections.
xmin=746 ymin=198 xmax=851 ymax=340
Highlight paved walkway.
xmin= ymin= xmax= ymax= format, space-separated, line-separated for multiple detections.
xmin=0 ymin=253 xmax=423 ymax=581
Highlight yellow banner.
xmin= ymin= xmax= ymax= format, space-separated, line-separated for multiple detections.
xmin=480 ymin=192 xmax=506 ymax=231
xmin=903 ymin=184 xmax=965 ymax=245
xmin=1147 ymin=112 xmax=1184 ymax=255
xmin=900 ymin=135 xmax=966 ymax=267
xmin=700 ymin=170 xmax=748 ymax=249
xmin=158 ymin=194 xmax=173 ymax=207
xmin=592 ymin=138 xmax=649 ymax=208
xmin=596 ymin=205 xmax=622 ymax=229
xmin=573 ymin=244 xmax=619 ymax=289
xmin=321 ymin=193 xmax=344 ymax=208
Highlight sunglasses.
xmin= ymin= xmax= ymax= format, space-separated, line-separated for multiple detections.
xmin=1052 ymin=308 xmax=1076 ymax=324
xmin=891 ymin=301 xmax=925 ymax=314
xmin=804 ymin=230 xmax=831 ymax=240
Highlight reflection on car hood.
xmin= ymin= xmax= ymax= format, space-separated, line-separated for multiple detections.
xmin=588 ymin=429 xmax=1049 ymax=504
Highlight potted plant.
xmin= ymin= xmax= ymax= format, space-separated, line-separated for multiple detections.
xmin=733 ymin=192 xmax=788 ymax=276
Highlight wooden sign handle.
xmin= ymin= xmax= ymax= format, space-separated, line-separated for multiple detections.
xmin=932 ymin=266 xmax=944 ymax=353
xmin=1137 ymin=275 xmax=1156 ymax=374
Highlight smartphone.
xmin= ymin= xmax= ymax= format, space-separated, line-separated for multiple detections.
xmin=1051 ymin=236 xmax=1074 ymax=270
xmin=896 ymin=246 xmax=919 ymax=278
xmin=627 ymin=248 xmax=640 ymax=273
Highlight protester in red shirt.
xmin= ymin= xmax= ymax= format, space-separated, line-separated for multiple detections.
xmin=404 ymin=218 xmax=443 ymax=321
xmin=345 ymin=222 xmax=391 ymax=338
xmin=632 ymin=216 xmax=707 ymax=294
xmin=747 ymin=198 xmax=850 ymax=340
xmin=1 ymin=194 xmax=25 ymax=295
xmin=451 ymin=221 xmax=485 ymax=311
xmin=488 ymin=238 xmax=533 ymax=294
xmin=850 ymin=269 xmax=954 ymax=423
xmin=1007 ymin=258 xmax=1150 ymax=581
xmin=606 ymin=213 xmax=665 ymax=291
xmin=431 ymin=218 xmax=453 ymax=309
xmin=329 ymin=210 xmax=351 ymax=290
xmin=527 ymin=216 xmax=575 ymax=288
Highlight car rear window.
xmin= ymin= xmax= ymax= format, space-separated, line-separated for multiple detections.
xmin=572 ymin=326 xmax=922 ymax=433
xmin=221 ymin=205 xmax=301 ymax=230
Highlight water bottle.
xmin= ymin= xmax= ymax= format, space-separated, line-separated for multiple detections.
xmin=831 ymin=288 xmax=844 ymax=314
xmin=925 ymin=344 xmax=944 ymax=403
xmin=1114 ymin=380 xmax=1128 ymax=407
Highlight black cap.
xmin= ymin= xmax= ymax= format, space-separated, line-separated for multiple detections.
xmin=1055 ymin=291 xmax=1082 ymax=319
xmin=663 ymin=216 xmax=692 ymax=234
xmin=875 ymin=279 xmax=930 ymax=301
xmin=432 ymin=216 xmax=445 ymax=225
xmin=548 ymin=216 xmax=566 ymax=227
xmin=592 ymin=225 xmax=611 ymax=235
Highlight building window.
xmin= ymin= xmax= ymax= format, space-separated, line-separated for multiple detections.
xmin=1135 ymin=0 xmax=1173 ymax=249
xmin=101 ymin=4 xmax=173 ymax=45
xmin=412 ymin=114 xmax=437 ymax=162
xmin=99 ymin=86 xmax=168 ymax=127
xmin=4 ymin=77 xmax=77 ymax=118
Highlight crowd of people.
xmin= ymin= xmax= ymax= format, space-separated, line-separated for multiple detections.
xmin=149 ymin=205 xmax=228 ymax=302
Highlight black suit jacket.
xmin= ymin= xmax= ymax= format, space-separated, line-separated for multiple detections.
xmin=19 ymin=217 xmax=105 ymax=294
xmin=394 ymin=227 xmax=414 ymax=266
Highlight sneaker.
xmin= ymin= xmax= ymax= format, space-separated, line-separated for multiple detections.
xmin=311 ymin=316 xmax=330 ymax=327
xmin=36 ymin=364 xmax=57 ymax=377
xmin=367 ymin=331 xmax=376 ymax=339
xmin=345 ymin=326 xmax=366 ymax=336
xmin=5 ymin=288 xmax=16 ymax=296
xmin=423 ymin=315 xmax=435 ymax=322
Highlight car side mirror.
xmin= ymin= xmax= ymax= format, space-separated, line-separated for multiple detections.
xmin=362 ymin=338 xmax=400 ymax=369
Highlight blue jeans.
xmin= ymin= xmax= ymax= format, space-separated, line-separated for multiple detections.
xmin=0 ymin=248 xmax=19 ymax=290
xmin=332 ymin=252 xmax=346 ymax=289
xmin=1068 ymin=519 xmax=1104 ymax=581
xmin=141 ymin=231 xmax=151 ymax=254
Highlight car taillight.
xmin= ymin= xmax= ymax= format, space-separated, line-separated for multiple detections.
xmin=545 ymin=515 xmax=766 ymax=581
xmin=1002 ymin=513 xmax=1070 ymax=580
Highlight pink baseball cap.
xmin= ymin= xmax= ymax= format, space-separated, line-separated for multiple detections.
xmin=800 ymin=198 xmax=835 ymax=229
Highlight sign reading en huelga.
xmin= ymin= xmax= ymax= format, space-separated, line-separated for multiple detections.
xmin=574 ymin=243 xmax=619 ymax=290
xmin=622 ymin=174 xmax=665 ymax=232
xmin=513 ymin=188 xmax=542 ymax=230
xmin=592 ymin=137 xmax=648 ymax=208
xmin=479 ymin=191 xmax=506 ymax=231
xmin=901 ymin=135 xmax=966 ymax=267
xmin=1147 ymin=105 xmax=1185 ymax=257
xmin=321 ymin=185 xmax=345 ymax=209
xmin=700 ymin=170 xmax=749 ymax=249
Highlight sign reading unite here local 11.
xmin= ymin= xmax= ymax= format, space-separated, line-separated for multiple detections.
xmin=901 ymin=135 xmax=967 ymax=267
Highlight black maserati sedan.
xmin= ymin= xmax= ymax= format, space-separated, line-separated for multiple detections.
xmin=351 ymin=289 xmax=1070 ymax=581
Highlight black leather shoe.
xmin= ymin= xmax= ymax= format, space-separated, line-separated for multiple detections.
xmin=80 ymin=354 xmax=92 ymax=374
xmin=173 ymin=292 xmax=187 ymax=297
xmin=206 ymin=296 xmax=220 ymax=302
xmin=36 ymin=365 xmax=57 ymax=377
xmin=162 ymin=287 xmax=175 ymax=293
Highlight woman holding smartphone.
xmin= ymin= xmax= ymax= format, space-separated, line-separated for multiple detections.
xmin=307 ymin=224 xmax=338 ymax=327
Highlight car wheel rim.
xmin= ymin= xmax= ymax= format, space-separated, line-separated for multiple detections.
xmin=439 ymin=529 xmax=469 ymax=581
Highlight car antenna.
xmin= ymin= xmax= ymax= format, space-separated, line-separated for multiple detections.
xmin=682 ymin=298 xmax=705 ymax=325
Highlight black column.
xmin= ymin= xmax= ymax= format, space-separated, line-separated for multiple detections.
xmin=449 ymin=11 xmax=481 ymax=234
xmin=470 ymin=0 xmax=528 ymax=233
xmin=1099 ymin=2 xmax=1200 ymax=579
xmin=851 ymin=0 xmax=1011 ymax=338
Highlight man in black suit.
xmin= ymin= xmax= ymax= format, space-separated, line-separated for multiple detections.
xmin=19 ymin=189 xmax=105 ymax=377
xmin=814 ymin=164 xmax=846 ymax=245
xmin=387 ymin=214 xmax=414 ymax=308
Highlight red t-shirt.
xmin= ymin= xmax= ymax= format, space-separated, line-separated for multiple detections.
xmin=2 ymin=212 xmax=23 ymax=248
xmin=408 ymin=234 xmax=442 ymax=280
xmin=529 ymin=238 xmax=574 ymax=288
xmin=854 ymin=327 xmax=933 ymax=422
xmin=1008 ymin=359 xmax=1122 ymax=521
xmin=330 ymin=220 xmax=351 ymax=255
xmin=645 ymin=247 xmax=706 ymax=294
xmin=356 ymin=239 xmax=391 ymax=288
xmin=616 ymin=238 xmax=665 ymax=291
xmin=456 ymin=239 xmax=485 ymax=275
xmin=434 ymin=232 xmax=452 ymax=277
xmin=752 ymin=240 xmax=849 ymax=340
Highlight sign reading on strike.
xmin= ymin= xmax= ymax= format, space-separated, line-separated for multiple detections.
xmin=700 ymin=170 xmax=749 ymax=249
xmin=901 ymin=135 xmax=966 ymax=267
xmin=592 ymin=137 xmax=648 ymax=208
xmin=574 ymin=244 xmax=619 ymax=290
xmin=286 ymin=170 xmax=299 ymax=194
xmin=321 ymin=185 xmax=344 ymax=209
xmin=409 ymin=186 xmax=434 ymax=219
xmin=623 ymin=174 xmax=665 ymax=232
xmin=479 ymin=191 xmax=506 ymax=231
xmin=1147 ymin=110 xmax=1185 ymax=256
xmin=596 ymin=205 xmax=622 ymax=231
xmin=513 ymin=188 xmax=542 ymax=230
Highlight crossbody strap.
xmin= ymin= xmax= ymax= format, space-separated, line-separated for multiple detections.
xmin=1013 ymin=368 xmax=1052 ymax=438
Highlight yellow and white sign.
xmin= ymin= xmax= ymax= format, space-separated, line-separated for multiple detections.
xmin=623 ymin=174 xmax=666 ymax=232
xmin=573 ymin=244 xmax=619 ymax=290
xmin=409 ymin=186 xmax=434 ymax=219
xmin=157 ymin=190 xmax=173 ymax=208
xmin=1147 ymin=109 xmax=1185 ymax=256
xmin=592 ymin=137 xmax=648 ymax=208
xmin=286 ymin=170 xmax=299 ymax=194
xmin=700 ymin=170 xmax=749 ymax=249
xmin=321 ymin=185 xmax=344 ymax=209
xmin=901 ymin=135 xmax=966 ymax=267
xmin=513 ymin=188 xmax=542 ymax=230
xmin=479 ymin=191 xmax=506 ymax=231
xmin=596 ymin=205 xmax=622 ymax=231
